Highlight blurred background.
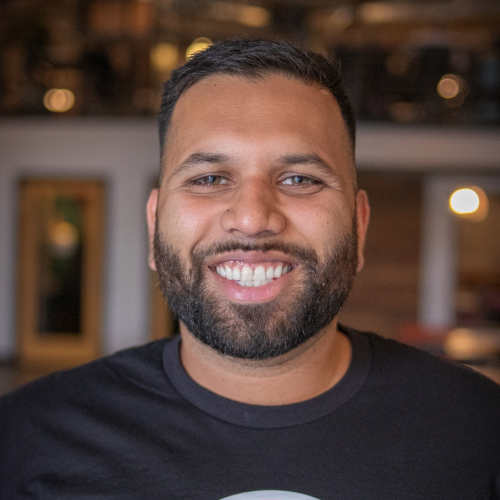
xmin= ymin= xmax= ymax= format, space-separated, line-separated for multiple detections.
xmin=0 ymin=0 xmax=499 ymax=391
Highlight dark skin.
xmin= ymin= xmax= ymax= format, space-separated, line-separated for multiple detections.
xmin=147 ymin=75 xmax=370 ymax=405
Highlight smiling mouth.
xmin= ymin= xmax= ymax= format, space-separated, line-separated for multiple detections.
xmin=215 ymin=262 xmax=293 ymax=287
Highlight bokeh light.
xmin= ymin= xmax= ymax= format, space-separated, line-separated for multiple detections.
xmin=49 ymin=220 xmax=79 ymax=258
xmin=209 ymin=3 xmax=271 ymax=27
xmin=450 ymin=188 xmax=479 ymax=214
xmin=150 ymin=43 xmax=178 ymax=72
xmin=449 ymin=186 xmax=489 ymax=221
xmin=186 ymin=38 xmax=213 ymax=59
xmin=437 ymin=74 xmax=463 ymax=99
xmin=43 ymin=88 xmax=75 ymax=113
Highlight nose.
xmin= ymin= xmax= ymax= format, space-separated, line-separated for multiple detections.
xmin=220 ymin=177 xmax=286 ymax=238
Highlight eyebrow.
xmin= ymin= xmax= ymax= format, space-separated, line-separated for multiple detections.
xmin=168 ymin=151 xmax=338 ymax=181
xmin=277 ymin=153 xmax=336 ymax=177
xmin=168 ymin=152 xmax=231 ymax=180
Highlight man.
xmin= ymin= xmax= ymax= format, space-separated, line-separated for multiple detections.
xmin=1 ymin=39 xmax=499 ymax=499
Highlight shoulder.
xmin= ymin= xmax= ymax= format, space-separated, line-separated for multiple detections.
xmin=0 ymin=338 xmax=179 ymax=495
xmin=343 ymin=326 xmax=500 ymax=466
xmin=0 ymin=338 xmax=172 ymax=422
xmin=343 ymin=325 xmax=500 ymax=417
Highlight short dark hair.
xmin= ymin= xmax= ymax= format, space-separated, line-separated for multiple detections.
xmin=158 ymin=38 xmax=356 ymax=163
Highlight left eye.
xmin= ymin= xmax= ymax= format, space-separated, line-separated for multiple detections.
xmin=191 ymin=175 xmax=228 ymax=186
xmin=281 ymin=175 xmax=318 ymax=186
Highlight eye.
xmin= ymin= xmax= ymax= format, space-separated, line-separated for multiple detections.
xmin=191 ymin=175 xmax=229 ymax=186
xmin=280 ymin=175 xmax=321 ymax=187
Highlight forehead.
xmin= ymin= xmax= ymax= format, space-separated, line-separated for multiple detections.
xmin=163 ymin=74 xmax=354 ymax=184
xmin=172 ymin=74 xmax=345 ymax=133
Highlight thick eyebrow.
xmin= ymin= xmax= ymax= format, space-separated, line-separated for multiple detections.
xmin=277 ymin=153 xmax=337 ymax=177
xmin=167 ymin=151 xmax=340 ymax=183
xmin=169 ymin=152 xmax=232 ymax=180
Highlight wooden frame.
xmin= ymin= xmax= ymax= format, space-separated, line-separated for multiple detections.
xmin=16 ymin=179 xmax=105 ymax=370
xmin=148 ymin=176 xmax=176 ymax=341
xmin=150 ymin=270 xmax=176 ymax=340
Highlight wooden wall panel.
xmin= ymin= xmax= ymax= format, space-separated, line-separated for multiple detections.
xmin=339 ymin=172 xmax=422 ymax=339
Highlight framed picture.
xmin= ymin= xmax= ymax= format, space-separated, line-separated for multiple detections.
xmin=16 ymin=179 xmax=105 ymax=370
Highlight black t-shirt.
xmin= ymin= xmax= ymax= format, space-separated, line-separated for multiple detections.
xmin=1 ymin=326 xmax=500 ymax=499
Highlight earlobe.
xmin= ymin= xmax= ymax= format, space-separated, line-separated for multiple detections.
xmin=355 ymin=189 xmax=370 ymax=272
xmin=146 ymin=189 xmax=159 ymax=271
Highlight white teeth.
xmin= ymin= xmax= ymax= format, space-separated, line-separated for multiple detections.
xmin=233 ymin=267 xmax=241 ymax=281
xmin=274 ymin=265 xmax=282 ymax=278
xmin=254 ymin=266 xmax=265 ymax=281
xmin=241 ymin=266 xmax=253 ymax=282
xmin=216 ymin=262 xmax=292 ymax=287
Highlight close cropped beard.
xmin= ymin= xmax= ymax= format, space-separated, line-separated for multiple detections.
xmin=153 ymin=221 xmax=359 ymax=360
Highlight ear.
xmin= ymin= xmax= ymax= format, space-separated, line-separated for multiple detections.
xmin=146 ymin=189 xmax=159 ymax=271
xmin=355 ymin=189 xmax=370 ymax=272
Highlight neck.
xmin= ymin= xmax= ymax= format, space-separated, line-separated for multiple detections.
xmin=178 ymin=320 xmax=352 ymax=406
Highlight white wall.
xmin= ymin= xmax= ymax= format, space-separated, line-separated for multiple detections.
xmin=0 ymin=118 xmax=159 ymax=359
xmin=356 ymin=123 xmax=500 ymax=171
xmin=419 ymin=175 xmax=500 ymax=327
xmin=1 ymin=118 xmax=499 ymax=359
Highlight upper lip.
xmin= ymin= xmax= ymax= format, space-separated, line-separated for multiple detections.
xmin=205 ymin=251 xmax=297 ymax=268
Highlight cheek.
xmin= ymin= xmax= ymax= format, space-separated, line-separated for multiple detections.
xmin=288 ymin=200 xmax=351 ymax=246
xmin=159 ymin=195 xmax=221 ymax=251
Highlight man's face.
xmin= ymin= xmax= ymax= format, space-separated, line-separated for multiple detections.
xmin=148 ymin=74 xmax=369 ymax=359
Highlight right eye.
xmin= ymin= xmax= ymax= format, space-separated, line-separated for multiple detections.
xmin=281 ymin=175 xmax=320 ymax=187
xmin=190 ymin=175 xmax=229 ymax=186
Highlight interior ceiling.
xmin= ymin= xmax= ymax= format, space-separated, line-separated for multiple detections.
xmin=157 ymin=0 xmax=500 ymax=51
xmin=162 ymin=0 xmax=500 ymax=38
xmin=1 ymin=0 xmax=498 ymax=120
xmin=176 ymin=0 xmax=500 ymax=13
xmin=254 ymin=0 xmax=498 ymax=7
xmin=267 ymin=0 xmax=496 ymax=4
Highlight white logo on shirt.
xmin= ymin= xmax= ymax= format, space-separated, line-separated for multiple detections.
xmin=220 ymin=491 xmax=320 ymax=500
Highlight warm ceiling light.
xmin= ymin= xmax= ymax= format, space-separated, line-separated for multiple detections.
xmin=359 ymin=2 xmax=415 ymax=23
xmin=450 ymin=188 xmax=480 ymax=214
xmin=238 ymin=5 xmax=271 ymax=27
xmin=449 ymin=186 xmax=488 ymax=221
xmin=186 ymin=38 xmax=213 ymax=59
xmin=437 ymin=74 xmax=463 ymax=99
xmin=323 ymin=7 xmax=355 ymax=33
xmin=209 ymin=2 xmax=271 ymax=27
xmin=359 ymin=2 xmax=395 ymax=23
xmin=150 ymin=43 xmax=178 ymax=72
xmin=43 ymin=89 xmax=75 ymax=113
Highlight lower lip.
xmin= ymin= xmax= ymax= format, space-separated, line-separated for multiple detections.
xmin=210 ymin=269 xmax=295 ymax=303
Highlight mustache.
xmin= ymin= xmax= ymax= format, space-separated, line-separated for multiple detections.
xmin=191 ymin=240 xmax=319 ymax=265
